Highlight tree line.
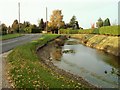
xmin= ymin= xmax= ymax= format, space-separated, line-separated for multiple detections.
xmin=0 ymin=9 xmax=112 ymax=35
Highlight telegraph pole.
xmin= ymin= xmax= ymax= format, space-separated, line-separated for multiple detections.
xmin=18 ymin=2 xmax=20 ymax=32
xmin=46 ymin=7 xmax=48 ymax=32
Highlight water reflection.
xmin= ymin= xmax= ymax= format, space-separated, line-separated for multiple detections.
xmin=50 ymin=47 xmax=62 ymax=61
xmin=52 ymin=38 xmax=119 ymax=88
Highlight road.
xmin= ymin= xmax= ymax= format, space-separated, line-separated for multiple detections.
xmin=0 ymin=34 xmax=42 ymax=54
xmin=0 ymin=34 xmax=42 ymax=88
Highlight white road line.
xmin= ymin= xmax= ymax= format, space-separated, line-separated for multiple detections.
xmin=0 ymin=35 xmax=32 ymax=46
xmin=0 ymin=40 xmax=18 ymax=46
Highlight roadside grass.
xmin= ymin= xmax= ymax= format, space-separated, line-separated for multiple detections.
xmin=7 ymin=34 xmax=85 ymax=88
xmin=0 ymin=34 xmax=24 ymax=40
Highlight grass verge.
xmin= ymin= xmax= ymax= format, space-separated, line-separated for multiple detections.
xmin=0 ymin=34 xmax=24 ymax=40
xmin=7 ymin=34 xmax=85 ymax=88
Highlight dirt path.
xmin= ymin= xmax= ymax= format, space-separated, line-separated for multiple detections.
xmin=0 ymin=51 xmax=12 ymax=89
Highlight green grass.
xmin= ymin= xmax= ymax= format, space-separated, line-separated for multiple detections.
xmin=7 ymin=34 xmax=85 ymax=88
xmin=60 ymin=25 xmax=120 ymax=36
xmin=0 ymin=34 xmax=24 ymax=40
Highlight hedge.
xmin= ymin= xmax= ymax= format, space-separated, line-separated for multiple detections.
xmin=60 ymin=25 xmax=120 ymax=36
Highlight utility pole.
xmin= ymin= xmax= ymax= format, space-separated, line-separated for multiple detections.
xmin=18 ymin=2 xmax=20 ymax=32
xmin=46 ymin=7 xmax=48 ymax=32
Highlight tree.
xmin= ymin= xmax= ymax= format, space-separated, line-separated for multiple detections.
xmin=0 ymin=23 xmax=7 ymax=35
xmin=69 ymin=15 xmax=80 ymax=29
xmin=48 ymin=10 xmax=64 ymax=33
xmin=12 ymin=19 xmax=19 ymax=33
xmin=23 ymin=21 xmax=30 ymax=27
xmin=74 ymin=21 xmax=80 ymax=29
xmin=38 ymin=18 xmax=45 ymax=31
xmin=103 ymin=18 xmax=111 ymax=26
xmin=8 ymin=26 xmax=13 ymax=34
xmin=69 ymin=15 xmax=76 ymax=27
xmin=96 ymin=18 xmax=103 ymax=28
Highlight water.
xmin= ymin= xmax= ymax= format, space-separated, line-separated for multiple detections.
xmin=52 ymin=38 xmax=119 ymax=88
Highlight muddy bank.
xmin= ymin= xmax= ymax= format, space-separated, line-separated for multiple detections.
xmin=71 ymin=34 xmax=120 ymax=57
xmin=37 ymin=36 xmax=100 ymax=89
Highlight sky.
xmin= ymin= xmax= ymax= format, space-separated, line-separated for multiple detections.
xmin=0 ymin=0 xmax=119 ymax=29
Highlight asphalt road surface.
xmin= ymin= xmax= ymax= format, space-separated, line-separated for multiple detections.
xmin=0 ymin=34 xmax=42 ymax=88
xmin=0 ymin=34 xmax=42 ymax=54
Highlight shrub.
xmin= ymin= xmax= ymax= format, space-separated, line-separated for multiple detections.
xmin=60 ymin=25 xmax=119 ymax=36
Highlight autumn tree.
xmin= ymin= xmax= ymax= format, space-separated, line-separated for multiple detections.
xmin=0 ymin=23 xmax=7 ymax=35
xmin=96 ymin=18 xmax=103 ymax=28
xmin=12 ymin=19 xmax=19 ymax=33
xmin=48 ymin=10 xmax=64 ymax=33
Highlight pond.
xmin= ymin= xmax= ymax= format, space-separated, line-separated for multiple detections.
xmin=52 ymin=38 xmax=119 ymax=88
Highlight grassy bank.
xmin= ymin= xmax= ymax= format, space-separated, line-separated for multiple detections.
xmin=71 ymin=34 xmax=119 ymax=56
xmin=60 ymin=25 xmax=120 ymax=36
xmin=0 ymin=34 xmax=24 ymax=40
xmin=7 ymin=34 xmax=84 ymax=88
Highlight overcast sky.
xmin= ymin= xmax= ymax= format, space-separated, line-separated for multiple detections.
xmin=0 ymin=0 xmax=119 ymax=29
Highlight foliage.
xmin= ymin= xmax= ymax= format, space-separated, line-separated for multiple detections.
xmin=103 ymin=18 xmax=111 ymax=26
xmin=74 ymin=21 xmax=80 ymax=29
xmin=60 ymin=25 xmax=119 ymax=36
xmin=8 ymin=26 xmax=13 ymax=34
xmin=12 ymin=19 xmax=19 ymax=33
xmin=23 ymin=27 xmax=32 ymax=33
xmin=31 ymin=24 xmax=41 ymax=33
xmin=96 ymin=18 xmax=103 ymax=28
xmin=23 ymin=21 xmax=30 ymax=27
xmin=48 ymin=10 xmax=65 ymax=33
xmin=38 ymin=18 xmax=45 ymax=31
xmin=0 ymin=23 xmax=7 ymax=35
xmin=60 ymin=29 xmax=93 ymax=34
xmin=99 ymin=25 xmax=119 ymax=35
xmin=7 ymin=34 xmax=84 ymax=88
xmin=69 ymin=16 xmax=80 ymax=29
xmin=69 ymin=15 xmax=76 ymax=27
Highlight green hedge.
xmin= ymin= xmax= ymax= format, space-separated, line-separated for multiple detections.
xmin=60 ymin=25 xmax=120 ymax=36
xmin=99 ymin=25 xmax=119 ymax=35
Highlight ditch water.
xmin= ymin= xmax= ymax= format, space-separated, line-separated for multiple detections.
xmin=52 ymin=38 xmax=119 ymax=88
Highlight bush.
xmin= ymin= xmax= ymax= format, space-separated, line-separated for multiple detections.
xmin=99 ymin=25 xmax=119 ymax=35
xmin=60 ymin=25 xmax=119 ymax=36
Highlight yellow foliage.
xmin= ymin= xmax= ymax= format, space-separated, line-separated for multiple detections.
xmin=48 ymin=10 xmax=64 ymax=29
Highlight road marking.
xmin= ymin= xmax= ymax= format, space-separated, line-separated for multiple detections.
xmin=0 ymin=40 xmax=18 ymax=46
xmin=0 ymin=35 xmax=32 ymax=46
